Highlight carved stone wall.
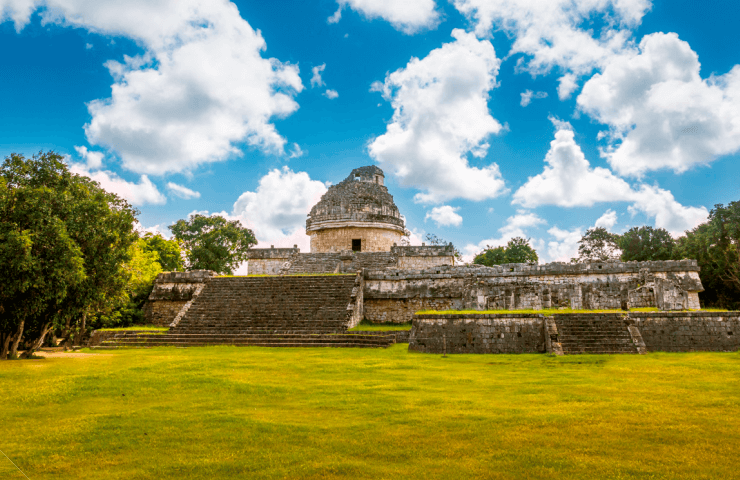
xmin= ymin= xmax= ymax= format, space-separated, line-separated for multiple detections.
xmin=309 ymin=226 xmax=403 ymax=253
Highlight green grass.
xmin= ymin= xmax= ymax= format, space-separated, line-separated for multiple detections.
xmin=2 ymin=347 xmax=739 ymax=479
xmin=97 ymin=326 xmax=169 ymax=332
xmin=416 ymin=308 xmax=662 ymax=315
xmin=348 ymin=321 xmax=412 ymax=331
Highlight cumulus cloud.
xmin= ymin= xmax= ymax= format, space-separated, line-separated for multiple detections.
xmin=3 ymin=0 xmax=303 ymax=176
xmin=74 ymin=145 xmax=104 ymax=169
xmin=231 ymin=167 xmax=327 ymax=249
xmin=578 ymin=32 xmax=740 ymax=177
xmin=69 ymin=163 xmax=166 ymax=206
xmin=166 ymin=182 xmax=201 ymax=199
xmin=513 ymin=120 xmax=708 ymax=236
xmin=329 ymin=0 xmax=440 ymax=34
xmin=324 ymin=89 xmax=339 ymax=99
xmin=453 ymin=0 xmax=650 ymax=77
xmin=513 ymin=122 xmax=634 ymax=208
xmin=520 ymin=89 xmax=547 ymax=106
xmin=369 ymin=29 xmax=506 ymax=204
xmin=546 ymin=226 xmax=582 ymax=262
xmin=462 ymin=210 xmax=545 ymax=261
xmin=594 ymin=209 xmax=618 ymax=230
xmin=311 ymin=64 xmax=326 ymax=88
xmin=425 ymin=205 xmax=463 ymax=227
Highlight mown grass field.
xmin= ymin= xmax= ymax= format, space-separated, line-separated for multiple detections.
xmin=1 ymin=346 xmax=739 ymax=479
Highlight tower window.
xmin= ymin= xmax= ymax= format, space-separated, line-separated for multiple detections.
xmin=352 ymin=239 xmax=362 ymax=252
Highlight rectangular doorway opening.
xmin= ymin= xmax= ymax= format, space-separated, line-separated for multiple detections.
xmin=352 ymin=239 xmax=362 ymax=252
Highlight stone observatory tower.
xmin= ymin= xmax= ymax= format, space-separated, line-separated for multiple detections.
xmin=306 ymin=166 xmax=406 ymax=253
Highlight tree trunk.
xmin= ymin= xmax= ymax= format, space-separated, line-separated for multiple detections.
xmin=60 ymin=315 xmax=72 ymax=351
xmin=9 ymin=319 xmax=25 ymax=359
xmin=21 ymin=322 xmax=51 ymax=359
xmin=78 ymin=311 xmax=87 ymax=346
xmin=1 ymin=333 xmax=11 ymax=360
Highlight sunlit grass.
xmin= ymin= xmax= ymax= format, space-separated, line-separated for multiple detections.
xmin=2 ymin=347 xmax=739 ymax=479
xmin=97 ymin=326 xmax=169 ymax=332
xmin=348 ymin=321 xmax=412 ymax=331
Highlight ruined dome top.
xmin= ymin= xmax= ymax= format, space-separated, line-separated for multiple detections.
xmin=306 ymin=166 xmax=405 ymax=232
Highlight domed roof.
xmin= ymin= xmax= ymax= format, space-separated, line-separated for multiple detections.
xmin=306 ymin=166 xmax=405 ymax=232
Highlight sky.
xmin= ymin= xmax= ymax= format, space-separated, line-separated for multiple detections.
xmin=2 ymin=0 xmax=739 ymax=266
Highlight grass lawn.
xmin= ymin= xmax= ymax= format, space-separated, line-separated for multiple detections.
xmin=348 ymin=321 xmax=412 ymax=331
xmin=1 ymin=346 xmax=739 ymax=479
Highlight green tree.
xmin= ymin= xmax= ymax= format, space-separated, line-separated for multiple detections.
xmin=0 ymin=152 xmax=138 ymax=357
xmin=170 ymin=214 xmax=257 ymax=274
xmin=575 ymin=227 xmax=621 ymax=262
xmin=141 ymin=232 xmax=183 ymax=272
xmin=617 ymin=226 xmax=675 ymax=262
xmin=474 ymin=237 xmax=538 ymax=266
xmin=674 ymin=202 xmax=740 ymax=309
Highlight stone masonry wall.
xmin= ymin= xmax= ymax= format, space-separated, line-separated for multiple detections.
xmin=364 ymin=297 xmax=457 ymax=323
xmin=310 ymin=226 xmax=403 ymax=253
xmin=143 ymin=270 xmax=215 ymax=326
xmin=632 ymin=312 xmax=740 ymax=352
xmin=364 ymin=261 xmax=704 ymax=323
xmin=409 ymin=314 xmax=546 ymax=354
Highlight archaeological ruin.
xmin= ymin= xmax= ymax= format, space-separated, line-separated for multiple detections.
xmin=92 ymin=165 xmax=739 ymax=354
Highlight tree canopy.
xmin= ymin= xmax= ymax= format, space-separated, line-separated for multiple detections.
xmin=141 ymin=232 xmax=183 ymax=272
xmin=617 ymin=226 xmax=674 ymax=262
xmin=574 ymin=227 xmax=621 ymax=262
xmin=170 ymin=214 xmax=256 ymax=275
xmin=474 ymin=237 xmax=538 ymax=266
xmin=1 ymin=152 xmax=139 ymax=358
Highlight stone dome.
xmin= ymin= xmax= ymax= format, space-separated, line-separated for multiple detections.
xmin=306 ymin=166 xmax=406 ymax=253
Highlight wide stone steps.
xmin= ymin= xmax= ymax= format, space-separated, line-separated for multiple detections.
xmin=555 ymin=315 xmax=638 ymax=354
xmin=94 ymin=332 xmax=393 ymax=348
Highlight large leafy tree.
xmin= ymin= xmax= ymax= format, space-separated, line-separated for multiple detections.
xmin=574 ymin=227 xmax=621 ymax=262
xmin=141 ymin=232 xmax=183 ymax=272
xmin=170 ymin=214 xmax=256 ymax=274
xmin=474 ymin=237 xmax=538 ymax=266
xmin=0 ymin=152 xmax=138 ymax=357
xmin=674 ymin=202 xmax=740 ymax=309
xmin=617 ymin=226 xmax=675 ymax=262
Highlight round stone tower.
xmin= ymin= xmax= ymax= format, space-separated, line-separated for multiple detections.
xmin=306 ymin=166 xmax=405 ymax=253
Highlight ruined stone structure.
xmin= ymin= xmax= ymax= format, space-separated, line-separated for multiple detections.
xmin=306 ymin=166 xmax=405 ymax=253
xmin=409 ymin=311 xmax=740 ymax=354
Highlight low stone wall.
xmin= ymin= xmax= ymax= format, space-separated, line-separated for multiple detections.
xmin=409 ymin=314 xmax=546 ymax=354
xmin=364 ymin=297 xmax=456 ymax=324
xmin=631 ymin=311 xmax=740 ymax=352
xmin=350 ymin=330 xmax=411 ymax=343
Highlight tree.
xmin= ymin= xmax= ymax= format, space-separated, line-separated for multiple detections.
xmin=575 ymin=227 xmax=621 ymax=262
xmin=617 ymin=226 xmax=675 ymax=262
xmin=0 ymin=152 xmax=138 ymax=357
xmin=141 ymin=232 xmax=183 ymax=272
xmin=424 ymin=233 xmax=463 ymax=263
xmin=170 ymin=214 xmax=256 ymax=274
xmin=474 ymin=237 xmax=538 ymax=266
xmin=674 ymin=202 xmax=740 ymax=309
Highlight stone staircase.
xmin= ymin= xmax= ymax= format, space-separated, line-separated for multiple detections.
xmin=554 ymin=314 xmax=640 ymax=354
xmin=95 ymin=275 xmax=393 ymax=349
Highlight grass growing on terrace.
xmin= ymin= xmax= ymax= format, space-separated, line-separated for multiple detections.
xmin=416 ymin=307 xmax=661 ymax=315
xmin=97 ymin=326 xmax=169 ymax=332
xmin=348 ymin=321 xmax=412 ymax=331
xmin=2 ymin=347 xmax=739 ymax=479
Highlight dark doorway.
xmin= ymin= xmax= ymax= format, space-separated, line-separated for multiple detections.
xmin=352 ymin=239 xmax=361 ymax=252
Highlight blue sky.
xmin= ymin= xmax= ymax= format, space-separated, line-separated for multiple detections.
xmin=2 ymin=0 xmax=739 ymax=264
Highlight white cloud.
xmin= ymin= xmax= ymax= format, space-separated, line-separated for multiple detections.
xmin=69 ymin=163 xmax=166 ymax=206
xmin=520 ymin=89 xmax=547 ymax=106
xmin=462 ymin=210 xmax=545 ymax=261
xmin=324 ymin=89 xmax=339 ymax=99
xmin=578 ymin=32 xmax=740 ymax=177
xmin=513 ymin=120 xmax=709 ymax=236
xmin=452 ymin=0 xmax=650 ymax=76
xmin=330 ymin=0 xmax=440 ymax=34
xmin=594 ymin=209 xmax=618 ymax=230
xmin=557 ymin=73 xmax=578 ymax=100
xmin=369 ymin=29 xmax=507 ymax=204
xmin=4 ymin=0 xmax=303 ymax=176
xmin=287 ymin=143 xmax=304 ymax=158
xmin=74 ymin=145 xmax=104 ymax=169
xmin=513 ymin=122 xmax=634 ymax=208
xmin=231 ymin=167 xmax=327 ymax=249
xmin=311 ymin=64 xmax=326 ymax=88
xmin=134 ymin=221 xmax=172 ymax=239
xmin=425 ymin=205 xmax=463 ymax=227
xmin=546 ymin=226 xmax=582 ymax=262
xmin=166 ymin=182 xmax=201 ymax=199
